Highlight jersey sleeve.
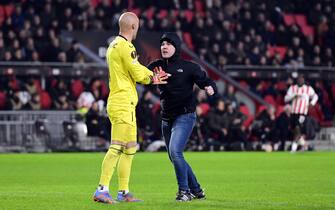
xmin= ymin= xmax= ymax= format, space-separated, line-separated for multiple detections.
xmin=121 ymin=43 xmax=153 ymax=85
xmin=309 ymin=86 xmax=318 ymax=106
xmin=284 ymin=85 xmax=295 ymax=103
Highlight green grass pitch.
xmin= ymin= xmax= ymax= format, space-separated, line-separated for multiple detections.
xmin=0 ymin=152 xmax=335 ymax=210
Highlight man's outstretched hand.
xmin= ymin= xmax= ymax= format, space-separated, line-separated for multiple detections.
xmin=152 ymin=66 xmax=171 ymax=84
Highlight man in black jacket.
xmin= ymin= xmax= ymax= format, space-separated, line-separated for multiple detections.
xmin=148 ymin=32 xmax=217 ymax=201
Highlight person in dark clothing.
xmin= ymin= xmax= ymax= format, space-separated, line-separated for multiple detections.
xmin=275 ymin=105 xmax=292 ymax=151
xmin=148 ymin=32 xmax=217 ymax=201
xmin=253 ymin=106 xmax=276 ymax=144
xmin=136 ymin=90 xmax=158 ymax=149
xmin=188 ymin=105 xmax=209 ymax=151
xmin=66 ymin=40 xmax=80 ymax=62
xmin=207 ymin=98 xmax=228 ymax=151
xmin=225 ymin=101 xmax=248 ymax=150
xmin=86 ymin=101 xmax=110 ymax=141
xmin=24 ymin=93 xmax=41 ymax=110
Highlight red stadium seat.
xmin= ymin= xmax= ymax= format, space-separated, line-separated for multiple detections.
xmin=40 ymin=91 xmax=52 ymax=109
xmin=100 ymin=80 xmax=109 ymax=98
xmin=238 ymin=80 xmax=249 ymax=89
xmin=275 ymin=47 xmax=288 ymax=60
xmin=239 ymin=104 xmax=250 ymax=116
xmin=275 ymin=94 xmax=284 ymax=106
xmin=264 ymin=95 xmax=276 ymax=107
xmin=33 ymin=79 xmax=42 ymax=93
xmin=283 ymin=14 xmax=295 ymax=26
xmin=90 ymin=0 xmax=100 ymax=8
xmin=301 ymin=25 xmax=314 ymax=37
xmin=257 ymin=105 xmax=267 ymax=115
xmin=195 ymin=0 xmax=204 ymax=12
xmin=184 ymin=10 xmax=194 ymax=23
xmin=275 ymin=81 xmax=287 ymax=91
xmin=0 ymin=6 xmax=5 ymax=26
xmin=158 ymin=9 xmax=168 ymax=19
xmin=239 ymin=105 xmax=253 ymax=128
xmin=331 ymin=84 xmax=335 ymax=101
xmin=146 ymin=7 xmax=155 ymax=20
xmin=0 ymin=91 xmax=6 ymax=109
xmin=295 ymin=14 xmax=307 ymax=28
xmin=275 ymin=105 xmax=284 ymax=117
xmin=199 ymin=102 xmax=210 ymax=116
xmin=127 ymin=0 xmax=134 ymax=8
xmin=171 ymin=10 xmax=179 ymax=18
xmin=195 ymin=0 xmax=205 ymax=16
xmin=9 ymin=78 xmax=19 ymax=91
xmin=71 ymin=80 xmax=84 ymax=99
xmin=183 ymin=32 xmax=194 ymax=50
xmin=129 ymin=8 xmax=141 ymax=16
xmin=267 ymin=46 xmax=287 ymax=59
xmin=309 ymin=104 xmax=324 ymax=123
xmin=4 ymin=4 xmax=14 ymax=17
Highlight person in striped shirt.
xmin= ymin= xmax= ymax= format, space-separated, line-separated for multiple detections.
xmin=284 ymin=74 xmax=318 ymax=152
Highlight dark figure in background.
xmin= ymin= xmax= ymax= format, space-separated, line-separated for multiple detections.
xmin=252 ymin=106 xmax=276 ymax=146
xmin=24 ymin=93 xmax=41 ymax=110
xmin=136 ymin=90 xmax=158 ymax=150
xmin=54 ymin=91 xmax=73 ymax=110
xmin=86 ymin=101 xmax=110 ymax=141
xmin=275 ymin=105 xmax=292 ymax=151
xmin=223 ymin=84 xmax=239 ymax=109
xmin=207 ymin=98 xmax=228 ymax=151
xmin=188 ymin=105 xmax=209 ymax=151
xmin=225 ymin=102 xmax=248 ymax=151
xmin=66 ymin=40 xmax=80 ymax=62
xmin=7 ymin=90 xmax=23 ymax=110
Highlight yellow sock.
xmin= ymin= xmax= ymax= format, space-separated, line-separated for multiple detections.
xmin=99 ymin=145 xmax=123 ymax=187
xmin=117 ymin=147 xmax=136 ymax=191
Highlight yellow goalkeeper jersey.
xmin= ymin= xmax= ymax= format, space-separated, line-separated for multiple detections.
xmin=106 ymin=35 xmax=153 ymax=115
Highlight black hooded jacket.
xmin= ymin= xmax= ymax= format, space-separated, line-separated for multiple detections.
xmin=148 ymin=32 xmax=217 ymax=120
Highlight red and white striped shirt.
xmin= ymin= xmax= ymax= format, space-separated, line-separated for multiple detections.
xmin=284 ymin=84 xmax=318 ymax=115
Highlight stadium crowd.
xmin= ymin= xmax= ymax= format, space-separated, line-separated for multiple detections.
xmin=0 ymin=0 xmax=334 ymax=151
xmin=1 ymin=0 xmax=335 ymax=66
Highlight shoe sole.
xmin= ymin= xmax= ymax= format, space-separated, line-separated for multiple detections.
xmin=117 ymin=199 xmax=143 ymax=202
xmin=93 ymin=197 xmax=118 ymax=204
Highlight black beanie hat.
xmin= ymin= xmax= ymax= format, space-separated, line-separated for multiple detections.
xmin=160 ymin=32 xmax=181 ymax=58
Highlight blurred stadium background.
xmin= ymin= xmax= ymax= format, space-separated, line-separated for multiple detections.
xmin=0 ymin=0 xmax=335 ymax=153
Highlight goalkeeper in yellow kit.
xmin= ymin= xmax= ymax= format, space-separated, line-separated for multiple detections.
xmin=93 ymin=12 xmax=169 ymax=204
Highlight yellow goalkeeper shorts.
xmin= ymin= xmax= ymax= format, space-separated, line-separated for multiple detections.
xmin=108 ymin=110 xmax=137 ymax=143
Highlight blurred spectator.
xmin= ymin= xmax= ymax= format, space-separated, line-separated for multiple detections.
xmin=66 ymin=40 xmax=80 ymax=62
xmin=54 ymin=92 xmax=73 ymax=110
xmin=189 ymin=105 xmax=209 ymax=151
xmin=57 ymin=51 xmax=67 ymax=63
xmin=0 ymin=0 xmax=334 ymax=68
xmin=223 ymin=84 xmax=239 ymax=109
xmin=136 ymin=90 xmax=159 ymax=147
xmin=50 ymin=79 xmax=70 ymax=100
xmin=86 ymin=101 xmax=110 ymax=140
xmin=252 ymin=106 xmax=277 ymax=147
xmin=7 ymin=90 xmax=24 ymax=110
xmin=77 ymin=90 xmax=95 ymax=110
xmin=24 ymin=93 xmax=41 ymax=110
xmin=275 ymin=104 xmax=292 ymax=151
xmin=225 ymin=102 xmax=248 ymax=150
xmin=207 ymin=99 xmax=228 ymax=151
